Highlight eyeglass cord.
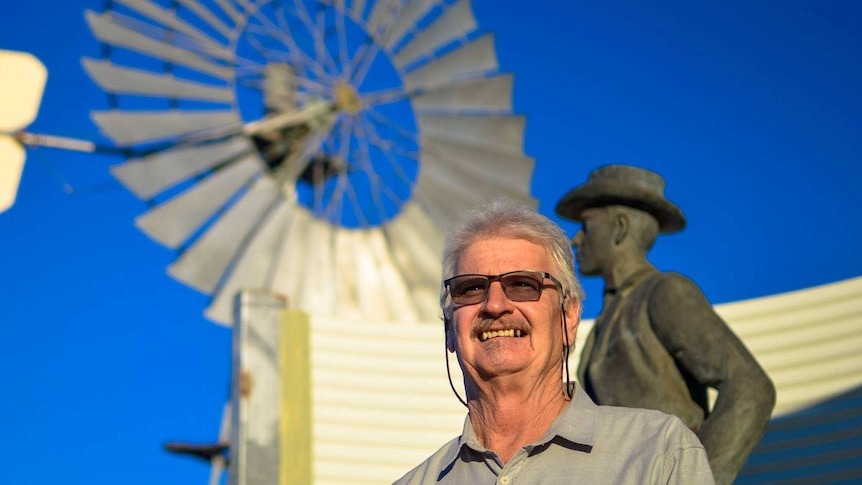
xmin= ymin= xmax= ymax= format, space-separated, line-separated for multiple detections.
xmin=444 ymin=305 xmax=575 ymax=408
xmin=445 ymin=336 xmax=469 ymax=408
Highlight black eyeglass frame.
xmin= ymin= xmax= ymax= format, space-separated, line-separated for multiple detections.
xmin=443 ymin=270 xmax=565 ymax=306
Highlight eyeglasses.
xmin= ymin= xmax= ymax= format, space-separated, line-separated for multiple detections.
xmin=444 ymin=270 xmax=563 ymax=306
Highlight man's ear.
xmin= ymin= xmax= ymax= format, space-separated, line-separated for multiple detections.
xmin=445 ymin=317 xmax=456 ymax=352
xmin=613 ymin=211 xmax=629 ymax=246
xmin=564 ymin=299 xmax=581 ymax=344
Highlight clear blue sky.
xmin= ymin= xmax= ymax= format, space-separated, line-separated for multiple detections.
xmin=1 ymin=1 xmax=861 ymax=483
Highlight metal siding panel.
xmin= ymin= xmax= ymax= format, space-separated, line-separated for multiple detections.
xmin=308 ymin=314 xmax=465 ymax=484
xmin=714 ymin=276 xmax=862 ymax=416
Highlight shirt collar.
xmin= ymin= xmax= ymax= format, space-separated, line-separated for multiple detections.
xmin=438 ymin=383 xmax=598 ymax=476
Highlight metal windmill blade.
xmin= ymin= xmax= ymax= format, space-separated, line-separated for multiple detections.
xmin=0 ymin=50 xmax=47 ymax=214
xmin=83 ymin=0 xmax=537 ymax=325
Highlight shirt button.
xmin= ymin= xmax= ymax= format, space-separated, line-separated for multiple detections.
xmin=500 ymin=476 xmax=510 ymax=485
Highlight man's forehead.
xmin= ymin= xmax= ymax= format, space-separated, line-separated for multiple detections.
xmin=457 ymin=236 xmax=551 ymax=269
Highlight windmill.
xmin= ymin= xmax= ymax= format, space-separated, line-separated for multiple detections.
xmin=74 ymin=0 xmax=534 ymax=483
xmin=78 ymin=0 xmax=536 ymax=327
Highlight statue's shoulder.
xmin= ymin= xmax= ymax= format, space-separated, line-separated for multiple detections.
xmin=654 ymin=271 xmax=698 ymax=286
xmin=647 ymin=271 xmax=708 ymax=301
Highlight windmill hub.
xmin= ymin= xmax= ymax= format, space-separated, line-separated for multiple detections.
xmin=334 ymin=82 xmax=361 ymax=115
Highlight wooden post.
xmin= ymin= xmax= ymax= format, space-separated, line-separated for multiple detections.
xmin=230 ymin=290 xmax=312 ymax=485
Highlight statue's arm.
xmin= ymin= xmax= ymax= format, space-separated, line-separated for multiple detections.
xmin=648 ymin=274 xmax=776 ymax=485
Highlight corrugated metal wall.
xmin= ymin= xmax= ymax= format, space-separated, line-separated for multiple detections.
xmin=276 ymin=275 xmax=862 ymax=483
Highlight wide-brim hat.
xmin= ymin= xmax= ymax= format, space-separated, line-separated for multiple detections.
xmin=555 ymin=165 xmax=686 ymax=233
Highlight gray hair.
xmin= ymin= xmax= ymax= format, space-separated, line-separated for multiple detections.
xmin=440 ymin=199 xmax=584 ymax=319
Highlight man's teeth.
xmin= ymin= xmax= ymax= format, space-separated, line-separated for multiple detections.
xmin=481 ymin=329 xmax=522 ymax=341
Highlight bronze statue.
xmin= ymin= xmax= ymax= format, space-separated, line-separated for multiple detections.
xmin=556 ymin=165 xmax=775 ymax=485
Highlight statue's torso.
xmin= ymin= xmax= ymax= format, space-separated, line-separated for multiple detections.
xmin=578 ymin=270 xmax=708 ymax=431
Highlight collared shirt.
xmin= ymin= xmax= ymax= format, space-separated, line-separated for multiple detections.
xmin=393 ymin=383 xmax=714 ymax=484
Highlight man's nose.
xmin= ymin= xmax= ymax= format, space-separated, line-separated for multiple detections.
xmin=482 ymin=280 xmax=514 ymax=315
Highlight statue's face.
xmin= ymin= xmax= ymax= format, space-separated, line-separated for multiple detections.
xmin=571 ymin=207 xmax=614 ymax=276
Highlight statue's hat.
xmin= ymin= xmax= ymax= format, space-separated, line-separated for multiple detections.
xmin=555 ymin=165 xmax=686 ymax=233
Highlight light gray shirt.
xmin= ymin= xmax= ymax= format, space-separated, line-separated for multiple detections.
xmin=394 ymin=383 xmax=714 ymax=484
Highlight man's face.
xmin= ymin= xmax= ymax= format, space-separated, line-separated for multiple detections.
xmin=571 ymin=207 xmax=614 ymax=276
xmin=447 ymin=237 xmax=579 ymax=386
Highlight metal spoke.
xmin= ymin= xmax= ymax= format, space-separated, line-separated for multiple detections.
xmin=273 ymin=4 xmax=315 ymax=81
xmin=352 ymin=119 xmax=388 ymax=224
xmin=241 ymin=24 xmax=286 ymax=65
xmin=290 ymin=0 xmax=340 ymax=78
xmin=335 ymin=0 xmax=351 ymax=79
xmin=364 ymin=107 xmax=418 ymax=144
xmin=315 ymin=3 xmax=335 ymax=77
xmin=247 ymin=6 xmax=335 ymax=84
xmin=359 ymin=116 xmax=414 ymax=189
xmin=234 ymin=59 xmax=329 ymax=95
xmin=322 ymin=168 xmax=348 ymax=222
xmin=350 ymin=0 xmax=406 ymax=89
xmin=361 ymin=117 xmax=418 ymax=160
xmin=350 ymin=40 xmax=381 ymax=90
xmin=356 ymin=126 xmax=407 ymax=209
xmin=343 ymin=174 xmax=370 ymax=227
xmin=360 ymin=85 xmax=417 ymax=108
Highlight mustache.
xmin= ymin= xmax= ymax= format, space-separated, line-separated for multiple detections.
xmin=472 ymin=316 xmax=531 ymax=335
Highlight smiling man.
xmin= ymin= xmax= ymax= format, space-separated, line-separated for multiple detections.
xmin=394 ymin=199 xmax=714 ymax=484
